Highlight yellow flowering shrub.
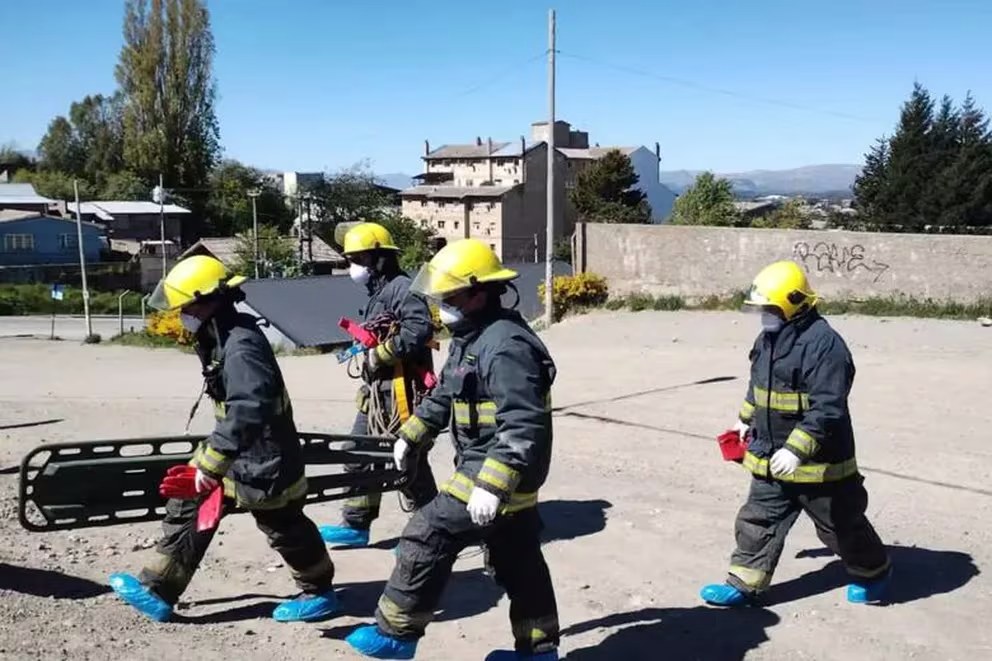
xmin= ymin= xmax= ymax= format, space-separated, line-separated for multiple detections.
xmin=147 ymin=309 xmax=194 ymax=345
xmin=538 ymin=272 xmax=609 ymax=320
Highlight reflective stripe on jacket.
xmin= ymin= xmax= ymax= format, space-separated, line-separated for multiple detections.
xmin=398 ymin=307 xmax=556 ymax=510
xmin=738 ymin=310 xmax=859 ymax=483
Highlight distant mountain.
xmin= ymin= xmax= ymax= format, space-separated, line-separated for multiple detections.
xmin=376 ymin=173 xmax=415 ymax=190
xmin=660 ymin=164 xmax=862 ymax=196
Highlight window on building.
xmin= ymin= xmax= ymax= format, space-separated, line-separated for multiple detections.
xmin=494 ymin=179 xmax=502 ymax=185
xmin=420 ymin=200 xmax=427 ymax=207
xmin=437 ymin=220 xmax=446 ymax=229
xmin=454 ymin=221 xmax=460 ymax=230
xmin=59 ymin=234 xmax=78 ymax=250
xmin=466 ymin=179 xmax=474 ymax=186
xmin=490 ymin=243 xmax=496 ymax=252
xmin=3 ymin=234 xmax=35 ymax=252
xmin=473 ymin=222 xmax=481 ymax=231
xmin=513 ymin=179 xmax=520 ymax=185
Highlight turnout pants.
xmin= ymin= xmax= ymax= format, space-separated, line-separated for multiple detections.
xmin=138 ymin=495 xmax=334 ymax=604
xmin=341 ymin=409 xmax=438 ymax=530
xmin=375 ymin=493 xmax=559 ymax=655
xmin=727 ymin=474 xmax=890 ymax=594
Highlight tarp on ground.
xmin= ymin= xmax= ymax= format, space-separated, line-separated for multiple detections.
xmin=241 ymin=260 xmax=572 ymax=348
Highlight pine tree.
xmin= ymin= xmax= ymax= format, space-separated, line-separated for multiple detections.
xmin=881 ymin=82 xmax=935 ymax=229
xmin=922 ymin=95 xmax=961 ymax=223
xmin=852 ymin=137 xmax=890 ymax=221
xmin=941 ymin=93 xmax=992 ymax=226
xmin=569 ymin=150 xmax=651 ymax=224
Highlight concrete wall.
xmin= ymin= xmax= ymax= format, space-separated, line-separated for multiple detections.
xmin=575 ymin=223 xmax=992 ymax=303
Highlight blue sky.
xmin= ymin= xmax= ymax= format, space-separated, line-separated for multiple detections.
xmin=2 ymin=0 xmax=990 ymax=175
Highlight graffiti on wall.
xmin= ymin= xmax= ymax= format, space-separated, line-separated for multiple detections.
xmin=792 ymin=241 xmax=891 ymax=283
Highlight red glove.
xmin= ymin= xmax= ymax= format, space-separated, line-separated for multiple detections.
xmin=159 ymin=464 xmax=218 ymax=499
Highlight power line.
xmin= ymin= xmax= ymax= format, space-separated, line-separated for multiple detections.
xmin=446 ymin=52 xmax=546 ymax=100
xmin=558 ymin=51 xmax=882 ymax=124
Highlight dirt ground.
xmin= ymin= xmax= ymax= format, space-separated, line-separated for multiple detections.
xmin=0 ymin=310 xmax=989 ymax=660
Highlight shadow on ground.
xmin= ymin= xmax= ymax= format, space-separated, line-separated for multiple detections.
xmin=539 ymin=499 xmax=612 ymax=545
xmin=362 ymin=499 xmax=613 ymax=552
xmin=173 ymin=568 xmax=503 ymax=626
xmin=562 ymin=606 xmax=779 ymax=661
xmin=0 ymin=563 xmax=110 ymax=599
xmin=766 ymin=543 xmax=979 ymax=606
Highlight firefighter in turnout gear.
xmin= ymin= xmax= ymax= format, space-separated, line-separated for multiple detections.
xmin=701 ymin=260 xmax=891 ymax=607
xmin=346 ymin=239 xmax=560 ymax=661
xmin=108 ymin=255 xmax=338 ymax=623
xmin=319 ymin=222 xmax=439 ymax=548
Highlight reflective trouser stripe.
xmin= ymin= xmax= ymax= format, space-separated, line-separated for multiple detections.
xmin=377 ymin=594 xmax=433 ymax=634
xmin=742 ymin=451 xmax=858 ymax=483
xmin=729 ymin=564 xmax=771 ymax=590
xmin=752 ymin=386 xmax=810 ymax=413
xmin=440 ymin=472 xmax=538 ymax=512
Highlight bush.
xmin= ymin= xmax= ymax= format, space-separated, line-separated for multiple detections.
xmin=0 ymin=284 xmax=143 ymax=316
xmin=538 ymin=272 xmax=609 ymax=320
xmin=146 ymin=309 xmax=194 ymax=345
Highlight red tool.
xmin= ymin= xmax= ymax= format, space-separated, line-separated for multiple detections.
xmin=717 ymin=429 xmax=749 ymax=463
xmin=158 ymin=464 xmax=224 ymax=532
xmin=338 ymin=317 xmax=438 ymax=390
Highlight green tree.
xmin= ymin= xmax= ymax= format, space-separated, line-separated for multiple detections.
xmin=116 ymin=0 xmax=220 ymax=235
xmin=101 ymin=170 xmax=151 ymax=200
xmin=233 ymin=225 xmax=297 ymax=278
xmin=206 ymin=160 xmax=293 ymax=236
xmin=12 ymin=169 xmax=95 ymax=201
xmin=375 ymin=211 xmax=437 ymax=271
xmin=0 ymin=143 xmax=33 ymax=177
xmin=852 ymin=137 xmax=890 ymax=220
xmin=670 ymin=171 xmax=738 ymax=226
xmin=935 ymin=93 xmax=992 ymax=227
xmin=570 ymin=149 xmax=651 ymax=223
xmin=36 ymin=94 xmax=124 ymax=188
xmin=751 ymin=199 xmax=810 ymax=229
xmin=306 ymin=163 xmax=394 ymax=227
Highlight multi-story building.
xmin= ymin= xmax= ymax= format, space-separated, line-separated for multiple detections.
xmin=401 ymin=120 xmax=676 ymax=260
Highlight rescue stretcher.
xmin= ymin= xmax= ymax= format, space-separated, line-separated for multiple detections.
xmin=18 ymin=432 xmax=405 ymax=532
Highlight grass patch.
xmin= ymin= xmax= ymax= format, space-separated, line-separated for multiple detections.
xmin=592 ymin=291 xmax=992 ymax=320
xmin=0 ymin=284 xmax=143 ymax=316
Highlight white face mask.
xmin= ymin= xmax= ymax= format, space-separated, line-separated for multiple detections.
xmin=761 ymin=311 xmax=785 ymax=333
xmin=180 ymin=313 xmax=203 ymax=334
xmin=438 ymin=303 xmax=464 ymax=327
xmin=349 ymin=263 xmax=371 ymax=286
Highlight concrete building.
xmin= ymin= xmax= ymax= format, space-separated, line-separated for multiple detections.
xmin=401 ymin=120 xmax=676 ymax=260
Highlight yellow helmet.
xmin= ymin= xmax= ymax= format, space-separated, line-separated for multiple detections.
xmin=148 ymin=254 xmax=248 ymax=311
xmin=411 ymin=238 xmax=518 ymax=299
xmin=335 ymin=221 xmax=399 ymax=256
xmin=744 ymin=260 xmax=818 ymax=320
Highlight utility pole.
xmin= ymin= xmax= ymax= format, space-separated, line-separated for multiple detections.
xmin=543 ymin=8 xmax=556 ymax=328
xmin=153 ymin=174 xmax=167 ymax=279
xmin=247 ymin=188 xmax=260 ymax=278
xmin=74 ymin=180 xmax=93 ymax=339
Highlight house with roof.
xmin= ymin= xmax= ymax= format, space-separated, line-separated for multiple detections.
xmin=67 ymin=200 xmax=191 ymax=246
xmin=401 ymin=120 xmax=677 ymax=261
xmin=180 ymin=233 xmax=346 ymax=275
xmin=0 ymin=210 xmax=105 ymax=267
xmin=0 ymin=183 xmax=58 ymax=215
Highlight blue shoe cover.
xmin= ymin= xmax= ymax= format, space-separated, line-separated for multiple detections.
xmin=319 ymin=525 xmax=370 ymax=548
xmin=700 ymin=583 xmax=750 ymax=606
xmin=847 ymin=567 xmax=892 ymax=604
xmin=272 ymin=590 xmax=339 ymax=622
xmin=484 ymin=650 xmax=559 ymax=660
xmin=345 ymin=624 xmax=417 ymax=659
xmin=108 ymin=572 xmax=173 ymax=622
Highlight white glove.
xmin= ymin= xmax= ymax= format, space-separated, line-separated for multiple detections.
xmin=732 ymin=419 xmax=750 ymax=438
xmin=466 ymin=487 xmax=501 ymax=527
xmin=194 ymin=469 xmax=219 ymax=493
xmin=770 ymin=448 xmax=801 ymax=477
xmin=393 ymin=437 xmax=410 ymax=472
